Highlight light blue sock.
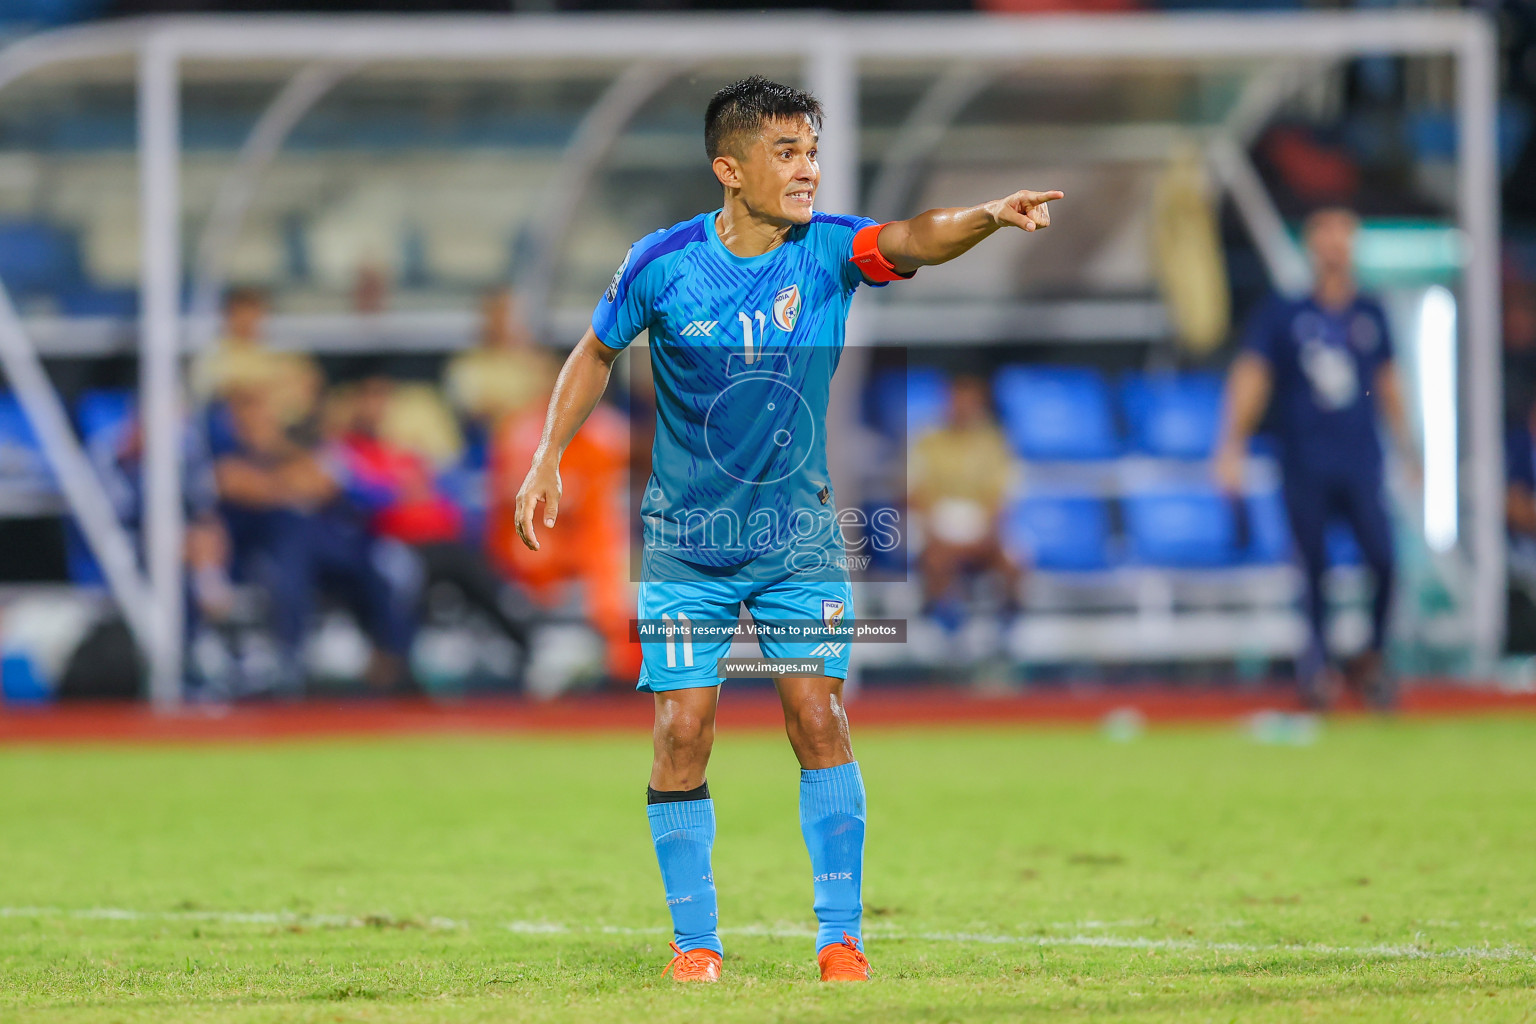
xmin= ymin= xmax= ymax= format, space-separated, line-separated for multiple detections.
xmin=647 ymin=792 xmax=721 ymax=955
xmin=799 ymin=761 xmax=866 ymax=952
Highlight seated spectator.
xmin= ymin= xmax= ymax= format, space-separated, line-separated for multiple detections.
xmin=92 ymin=409 xmax=234 ymax=630
xmin=1504 ymin=272 xmax=1536 ymax=423
xmin=191 ymin=286 xmax=322 ymax=434
xmin=443 ymin=288 xmax=559 ymax=428
xmin=329 ymin=373 xmax=529 ymax=662
xmin=488 ymin=391 xmax=639 ymax=683
xmin=909 ymin=375 xmax=1026 ymax=630
xmin=211 ymin=382 xmax=413 ymax=694
xmin=380 ymin=380 xmax=465 ymax=472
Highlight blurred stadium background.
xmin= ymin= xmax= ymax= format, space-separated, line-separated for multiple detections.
xmin=0 ymin=0 xmax=1531 ymax=711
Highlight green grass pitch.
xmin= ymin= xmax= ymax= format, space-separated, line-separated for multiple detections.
xmin=2 ymin=715 xmax=1534 ymax=1022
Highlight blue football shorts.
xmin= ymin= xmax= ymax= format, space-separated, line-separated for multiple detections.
xmin=636 ymin=556 xmax=853 ymax=692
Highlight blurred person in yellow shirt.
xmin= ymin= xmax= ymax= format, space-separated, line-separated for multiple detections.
xmin=443 ymin=287 xmax=559 ymax=428
xmin=909 ymin=375 xmax=1026 ymax=626
xmin=190 ymin=287 xmax=322 ymax=433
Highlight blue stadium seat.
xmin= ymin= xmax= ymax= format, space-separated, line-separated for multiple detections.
xmin=1244 ymin=490 xmax=1292 ymax=564
xmin=1123 ymin=489 xmax=1237 ymax=568
xmin=0 ymin=394 xmax=50 ymax=481
xmin=1120 ymin=372 xmax=1224 ymax=459
xmin=59 ymin=287 xmax=138 ymax=318
xmin=868 ymin=367 xmax=949 ymax=440
xmin=1409 ymin=107 xmax=1530 ymax=170
xmin=1004 ymin=494 xmax=1112 ymax=571
xmin=993 ymin=366 xmax=1119 ymax=461
xmin=75 ymin=389 xmax=136 ymax=448
xmin=0 ymin=222 xmax=80 ymax=296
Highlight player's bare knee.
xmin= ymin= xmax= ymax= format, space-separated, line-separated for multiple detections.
xmin=657 ymin=711 xmax=713 ymax=760
xmin=784 ymin=706 xmax=850 ymax=766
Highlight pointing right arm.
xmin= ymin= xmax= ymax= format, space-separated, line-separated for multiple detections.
xmin=514 ymin=327 xmax=623 ymax=551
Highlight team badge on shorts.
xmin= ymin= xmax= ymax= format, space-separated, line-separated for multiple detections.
xmin=821 ymin=598 xmax=846 ymax=631
xmin=772 ymin=283 xmax=802 ymax=332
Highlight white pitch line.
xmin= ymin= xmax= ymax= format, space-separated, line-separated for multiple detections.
xmin=0 ymin=906 xmax=464 ymax=929
xmin=4 ymin=907 xmax=1530 ymax=963
xmin=502 ymin=921 xmax=1532 ymax=962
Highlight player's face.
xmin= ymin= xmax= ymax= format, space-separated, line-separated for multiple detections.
xmin=224 ymin=298 xmax=265 ymax=341
xmin=949 ymin=378 xmax=989 ymax=428
xmin=1305 ymin=209 xmax=1358 ymax=277
xmin=733 ymin=115 xmax=819 ymax=225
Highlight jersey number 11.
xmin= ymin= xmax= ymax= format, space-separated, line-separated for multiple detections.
xmin=736 ymin=310 xmax=767 ymax=366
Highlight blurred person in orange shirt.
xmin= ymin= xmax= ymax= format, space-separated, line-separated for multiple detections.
xmin=909 ymin=374 xmax=1025 ymax=629
xmin=488 ymin=388 xmax=638 ymax=683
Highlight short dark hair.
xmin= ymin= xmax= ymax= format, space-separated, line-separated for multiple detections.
xmin=704 ymin=76 xmax=823 ymax=160
xmin=222 ymin=285 xmax=267 ymax=312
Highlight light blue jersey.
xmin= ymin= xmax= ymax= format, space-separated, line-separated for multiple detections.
xmin=593 ymin=208 xmax=879 ymax=576
xmin=591 ymin=208 xmax=881 ymax=689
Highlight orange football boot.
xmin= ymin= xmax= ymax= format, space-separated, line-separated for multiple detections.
xmin=817 ymin=932 xmax=870 ymax=982
xmin=662 ymin=941 xmax=722 ymax=983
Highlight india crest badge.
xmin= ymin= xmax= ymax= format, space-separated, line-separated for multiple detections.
xmin=772 ymin=283 xmax=802 ymax=332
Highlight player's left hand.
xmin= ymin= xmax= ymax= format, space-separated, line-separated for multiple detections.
xmin=990 ymin=189 xmax=1064 ymax=233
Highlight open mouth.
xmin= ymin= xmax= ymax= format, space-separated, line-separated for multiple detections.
xmin=786 ymin=190 xmax=814 ymax=205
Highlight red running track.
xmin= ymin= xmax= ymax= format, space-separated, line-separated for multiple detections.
xmin=1 ymin=683 xmax=1534 ymax=745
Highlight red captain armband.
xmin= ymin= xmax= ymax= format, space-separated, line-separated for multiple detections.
xmin=849 ymin=223 xmax=916 ymax=284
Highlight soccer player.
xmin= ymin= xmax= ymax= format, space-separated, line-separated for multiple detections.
xmin=513 ymin=76 xmax=1061 ymax=982
xmin=1214 ymin=207 xmax=1418 ymax=710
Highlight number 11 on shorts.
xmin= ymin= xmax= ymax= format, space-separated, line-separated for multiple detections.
xmin=661 ymin=612 xmax=694 ymax=668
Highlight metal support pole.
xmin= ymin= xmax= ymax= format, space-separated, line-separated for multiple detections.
xmin=1205 ymin=62 xmax=1312 ymax=295
xmin=519 ymin=61 xmax=676 ymax=335
xmin=1206 ymin=137 xmax=1310 ymax=295
xmin=189 ymin=61 xmax=356 ymax=351
xmin=807 ymin=38 xmax=856 ymax=219
xmin=807 ymin=35 xmax=868 ymax=539
xmin=1457 ymin=16 xmax=1504 ymax=671
xmin=138 ymin=37 xmax=185 ymax=710
xmin=867 ymin=66 xmax=991 ymax=223
xmin=0 ymin=289 xmax=157 ymax=645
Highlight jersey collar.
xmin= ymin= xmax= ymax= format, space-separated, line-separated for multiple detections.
xmin=705 ymin=208 xmax=793 ymax=269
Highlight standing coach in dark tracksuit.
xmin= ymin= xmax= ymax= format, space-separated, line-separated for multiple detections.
xmin=1214 ymin=208 xmax=1419 ymax=710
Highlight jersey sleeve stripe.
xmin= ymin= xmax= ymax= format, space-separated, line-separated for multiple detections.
xmin=592 ymin=217 xmax=707 ymax=346
xmin=811 ymin=212 xmax=874 ymax=231
xmin=617 ymin=219 xmax=706 ymax=297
